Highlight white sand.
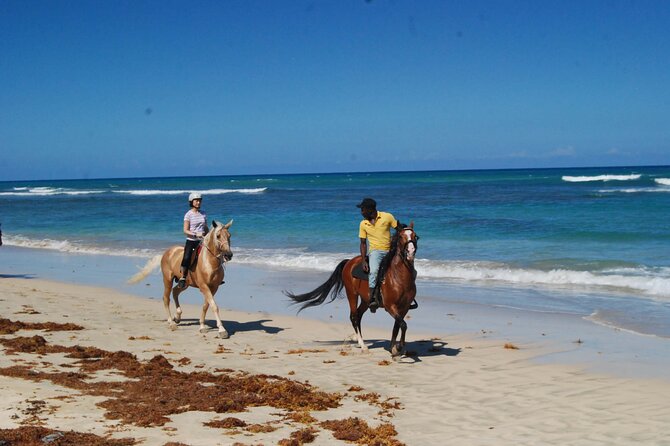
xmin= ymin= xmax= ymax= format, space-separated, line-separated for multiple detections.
xmin=1 ymin=276 xmax=669 ymax=445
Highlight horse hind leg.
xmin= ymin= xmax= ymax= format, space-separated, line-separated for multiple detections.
xmin=347 ymin=288 xmax=369 ymax=352
xmin=172 ymin=287 xmax=183 ymax=324
xmin=162 ymin=275 xmax=178 ymax=330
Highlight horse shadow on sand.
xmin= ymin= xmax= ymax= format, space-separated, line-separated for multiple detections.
xmin=314 ymin=337 xmax=462 ymax=363
xmin=176 ymin=318 xmax=284 ymax=337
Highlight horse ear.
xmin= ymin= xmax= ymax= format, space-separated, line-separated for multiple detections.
xmin=212 ymin=220 xmax=219 ymax=228
xmin=409 ymin=221 xmax=414 ymax=229
xmin=224 ymin=219 xmax=233 ymax=229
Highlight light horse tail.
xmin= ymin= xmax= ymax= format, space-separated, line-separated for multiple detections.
xmin=127 ymin=254 xmax=163 ymax=284
xmin=285 ymin=259 xmax=349 ymax=313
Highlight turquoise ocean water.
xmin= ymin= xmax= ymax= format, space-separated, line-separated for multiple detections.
xmin=2 ymin=166 xmax=670 ymax=338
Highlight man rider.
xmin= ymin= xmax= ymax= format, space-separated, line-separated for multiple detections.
xmin=357 ymin=198 xmax=398 ymax=313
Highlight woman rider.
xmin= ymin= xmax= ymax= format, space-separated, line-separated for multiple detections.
xmin=178 ymin=192 xmax=208 ymax=288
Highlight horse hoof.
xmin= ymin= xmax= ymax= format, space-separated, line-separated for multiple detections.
xmin=169 ymin=322 xmax=177 ymax=331
xmin=199 ymin=327 xmax=208 ymax=334
xmin=174 ymin=316 xmax=181 ymax=324
xmin=218 ymin=331 xmax=229 ymax=339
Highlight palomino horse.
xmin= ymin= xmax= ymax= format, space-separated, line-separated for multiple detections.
xmin=285 ymin=223 xmax=418 ymax=357
xmin=129 ymin=220 xmax=234 ymax=338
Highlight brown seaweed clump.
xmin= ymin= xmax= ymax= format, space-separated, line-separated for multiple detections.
xmin=278 ymin=427 xmax=318 ymax=445
xmin=0 ymin=426 xmax=136 ymax=446
xmin=204 ymin=417 xmax=248 ymax=429
xmin=320 ymin=417 xmax=405 ymax=446
xmin=0 ymin=338 xmax=342 ymax=427
xmin=0 ymin=318 xmax=84 ymax=335
xmin=0 ymin=326 xmax=405 ymax=445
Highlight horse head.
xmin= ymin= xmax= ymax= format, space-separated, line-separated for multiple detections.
xmin=398 ymin=221 xmax=418 ymax=262
xmin=210 ymin=219 xmax=234 ymax=262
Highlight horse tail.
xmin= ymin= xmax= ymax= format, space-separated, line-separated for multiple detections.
xmin=127 ymin=254 xmax=162 ymax=284
xmin=284 ymin=259 xmax=349 ymax=313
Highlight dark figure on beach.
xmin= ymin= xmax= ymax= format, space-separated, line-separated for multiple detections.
xmin=357 ymin=198 xmax=399 ymax=312
xmin=0 ymin=223 xmax=3 ymax=246
xmin=178 ymin=193 xmax=208 ymax=288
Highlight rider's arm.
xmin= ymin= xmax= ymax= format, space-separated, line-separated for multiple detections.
xmin=360 ymin=238 xmax=369 ymax=271
xmin=183 ymin=220 xmax=194 ymax=238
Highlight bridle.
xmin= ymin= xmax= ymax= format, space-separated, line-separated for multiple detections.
xmin=397 ymin=228 xmax=419 ymax=264
xmin=203 ymin=228 xmax=232 ymax=266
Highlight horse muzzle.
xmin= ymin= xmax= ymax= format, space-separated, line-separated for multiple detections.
xmin=224 ymin=251 xmax=233 ymax=262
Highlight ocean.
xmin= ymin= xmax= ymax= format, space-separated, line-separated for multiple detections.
xmin=2 ymin=166 xmax=670 ymax=338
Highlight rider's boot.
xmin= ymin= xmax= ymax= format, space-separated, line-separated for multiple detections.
xmin=368 ymin=287 xmax=379 ymax=313
xmin=178 ymin=268 xmax=187 ymax=289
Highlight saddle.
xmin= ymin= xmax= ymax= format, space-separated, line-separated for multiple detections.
xmin=188 ymin=244 xmax=203 ymax=271
xmin=352 ymin=259 xmax=369 ymax=281
xmin=352 ymin=258 xmax=419 ymax=310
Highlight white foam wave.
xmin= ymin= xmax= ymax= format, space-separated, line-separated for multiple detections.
xmin=4 ymin=236 xmax=155 ymax=258
xmin=415 ymin=259 xmax=670 ymax=299
xmin=6 ymin=236 xmax=670 ymax=300
xmin=597 ymin=188 xmax=670 ymax=194
xmin=113 ymin=187 xmax=267 ymax=196
xmin=562 ymin=174 xmax=641 ymax=182
xmin=654 ymin=178 xmax=670 ymax=186
xmin=0 ymin=187 xmax=105 ymax=197
xmin=233 ymin=248 xmax=348 ymax=272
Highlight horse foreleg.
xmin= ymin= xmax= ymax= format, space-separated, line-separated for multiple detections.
xmin=200 ymin=287 xmax=228 ymax=339
xmin=390 ymin=317 xmax=408 ymax=358
xmin=199 ymin=300 xmax=209 ymax=333
xmin=398 ymin=318 xmax=408 ymax=354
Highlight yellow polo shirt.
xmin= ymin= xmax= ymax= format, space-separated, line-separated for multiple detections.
xmin=359 ymin=211 xmax=398 ymax=251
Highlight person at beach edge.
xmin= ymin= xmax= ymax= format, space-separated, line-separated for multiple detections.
xmin=178 ymin=193 xmax=208 ymax=289
xmin=357 ymin=198 xmax=399 ymax=313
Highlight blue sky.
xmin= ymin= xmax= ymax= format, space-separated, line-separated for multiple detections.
xmin=1 ymin=0 xmax=669 ymax=180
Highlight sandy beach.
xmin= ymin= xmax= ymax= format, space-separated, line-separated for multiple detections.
xmin=1 ymin=271 xmax=669 ymax=446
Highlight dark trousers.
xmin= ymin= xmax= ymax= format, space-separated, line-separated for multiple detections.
xmin=181 ymin=239 xmax=200 ymax=269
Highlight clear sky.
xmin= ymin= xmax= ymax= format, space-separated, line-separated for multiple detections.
xmin=1 ymin=0 xmax=669 ymax=181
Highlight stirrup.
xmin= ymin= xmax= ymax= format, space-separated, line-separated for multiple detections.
xmin=409 ymin=299 xmax=418 ymax=310
xmin=369 ymin=300 xmax=379 ymax=313
xmin=177 ymin=278 xmax=186 ymax=289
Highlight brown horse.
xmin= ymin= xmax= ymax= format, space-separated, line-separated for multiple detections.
xmin=128 ymin=219 xmax=234 ymax=338
xmin=285 ymin=223 xmax=418 ymax=357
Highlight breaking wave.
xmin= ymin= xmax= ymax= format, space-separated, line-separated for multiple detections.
xmin=5 ymin=237 xmax=670 ymax=301
xmin=562 ymin=174 xmax=641 ymax=182
xmin=113 ymin=188 xmax=267 ymax=196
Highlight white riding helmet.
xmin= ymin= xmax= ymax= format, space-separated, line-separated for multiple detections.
xmin=188 ymin=192 xmax=202 ymax=203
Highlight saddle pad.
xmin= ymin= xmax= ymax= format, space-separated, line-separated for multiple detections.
xmin=352 ymin=260 xmax=369 ymax=282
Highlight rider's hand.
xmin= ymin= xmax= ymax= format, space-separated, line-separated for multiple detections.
xmin=363 ymin=261 xmax=370 ymax=273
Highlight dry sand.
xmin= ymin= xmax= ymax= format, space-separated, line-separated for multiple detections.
xmin=1 ymin=277 xmax=669 ymax=445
